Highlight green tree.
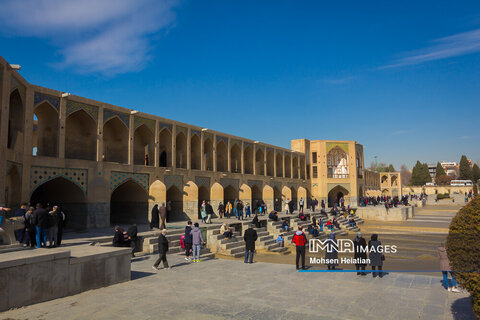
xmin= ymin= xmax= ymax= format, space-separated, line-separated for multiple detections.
xmin=435 ymin=162 xmax=446 ymax=178
xmin=459 ymin=155 xmax=473 ymax=180
xmin=388 ymin=164 xmax=395 ymax=172
xmin=472 ymin=163 xmax=480 ymax=184
xmin=411 ymin=161 xmax=432 ymax=186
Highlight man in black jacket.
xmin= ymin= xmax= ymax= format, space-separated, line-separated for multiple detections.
xmin=33 ymin=203 xmax=48 ymax=248
xmin=205 ymin=201 xmax=214 ymax=224
xmin=153 ymin=229 xmax=170 ymax=270
xmin=127 ymin=224 xmax=138 ymax=257
xmin=184 ymin=221 xmax=193 ymax=261
xmin=243 ymin=224 xmax=257 ymax=264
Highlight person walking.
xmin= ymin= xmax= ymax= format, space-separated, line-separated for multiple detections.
xmin=237 ymin=200 xmax=244 ymax=221
xmin=150 ymin=204 xmax=159 ymax=229
xmin=353 ymin=232 xmax=367 ymax=275
xmin=33 ymin=203 xmax=48 ymax=249
xmin=245 ymin=203 xmax=251 ymax=218
xmin=217 ymin=202 xmax=225 ymax=219
xmin=292 ymin=226 xmax=308 ymax=270
xmin=200 ymin=200 xmax=207 ymax=223
xmin=152 ymin=229 xmax=170 ymax=270
xmin=127 ymin=224 xmax=138 ymax=257
xmin=159 ymin=203 xmax=167 ymax=230
xmin=368 ymin=234 xmax=384 ymax=278
xmin=184 ymin=221 xmax=193 ymax=261
xmin=47 ymin=207 xmax=59 ymax=248
xmin=54 ymin=206 xmax=65 ymax=246
xmin=205 ymin=201 xmax=214 ymax=224
xmin=438 ymin=244 xmax=460 ymax=292
xmin=244 ymin=224 xmax=258 ymax=264
xmin=325 ymin=232 xmax=339 ymax=270
xmin=191 ymin=222 xmax=204 ymax=262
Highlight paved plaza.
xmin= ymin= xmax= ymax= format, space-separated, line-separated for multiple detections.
xmin=1 ymin=252 xmax=475 ymax=320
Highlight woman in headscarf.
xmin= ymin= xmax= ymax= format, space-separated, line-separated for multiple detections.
xmin=325 ymin=232 xmax=338 ymax=270
xmin=150 ymin=204 xmax=159 ymax=229
xmin=353 ymin=232 xmax=367 ymax=276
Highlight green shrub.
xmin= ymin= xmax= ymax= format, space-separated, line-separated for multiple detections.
xmin=437 ymin=193 xmax=450 ymax=200
xmin=447 ymin=196 xmax=480 ymax=318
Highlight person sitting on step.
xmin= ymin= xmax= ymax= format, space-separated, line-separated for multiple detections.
xmin=298 ymin=212 xmax=307 ymax=221
xmin=281 ymin=220 xmax=289 ymax=231
xmin=276 ymin=234 xmax=284 ymax=247
xmin=332 ymin=218 xmax=341 ymax=230
xmin=269 ymin=211 xmax=279 ymax=222
xmin=348 ymin=218 xmax=357 ymax=228
xmin=220 ymin=223 xmax=233 ymax=239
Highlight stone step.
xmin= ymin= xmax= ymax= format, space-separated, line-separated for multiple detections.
xmin=270 ymin=246 xmax=289 ymax=253
xmin=227 ymin=246 xmax=245 ymax=255
xmin=261 ymin=239 xmax=276 ymax=246
xmin=223 ymin=241 xmax=244 ymax=250
xmin=232 ymin=251 xmax=246 ymax=258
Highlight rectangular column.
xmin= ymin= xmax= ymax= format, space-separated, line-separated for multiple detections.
xmin=96 ymin=106 xmax=104 ymax=162
xmin=0 ymin=66 xmax=9 ymax=204
xmin=241 ymin=141 xmax=244 ymax=174
xmin=213 ymin=134 xmax=217 ymax=172
xmin=227 ymin=138 xmax=231 ymax=172
xmin=154 ymin=120 xmax=159 ymax=167
xmin=171 ymin=125 xmax=176 ymax=168
xmin=21 ymin=87 xmax=34 ymax=202
xmin=200 ymin=131 xmax=205 ymax=171
xmin=187 ymin=128 xmax=191 ymax=170
xmin=58 ymin=98 xmax=67 ymax=159
xmin=128 ymin=115 xmax=134 ymax=166
xmin=263 ymin=146 xmax=267 ymax=176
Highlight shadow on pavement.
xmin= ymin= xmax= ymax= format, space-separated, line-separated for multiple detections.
xmin=451 ymin=296 xmax=476 ymax=320
xmin=131 ymin=270 xmax=156 ymax=280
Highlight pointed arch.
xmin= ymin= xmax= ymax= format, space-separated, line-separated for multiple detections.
xmin=33 ymin=101 xmax=58 ymax=157
xmin=239 ymin=183 xmax=251 ymax=204
xmin=266 ymin=150 xmax=274 ymax=176
xmin=198 ymin=185 xmax=210 ymax=219
xmin=211 ymin=182 xmax=224 ymax=204
xmin=183 ymin=180 xmax=198 ymax=220
xmin=251 ymin=184 xmax=262 ymax=202
xmin=111 ymin=179 xmax=148 ymax=225
xmin=204 ymin=137 xmax=213 ymax=171
xmin=8 ymin=89 xmax=24 ymax=150
xmin=328 ymin=185 xmax=349 ymax=207
xmin=65 ymin=109 xmax=97 ymax=161
xmin=244 ymin=145 xmax=253 ymax=174
xmin=31 ymin=177 xmax=87 ymax=230
xmin=176 ymin=131 xmax=187 ymax=168
xmin=166 ymin=185 xmax=185 ymax=221
xmin=255 ymin=148 xmax=264 ymax=175
xmin=327 ymin=146 xmax=349 ymax=178
xmin=224 ymin=185 xmax=238 ymax=206
xmin=273 ymin=186 xmax=282 ymax=211
xmin=230 ymin=144 xmax=241 ymax=173
xmin=159 ymin=128 xmax=172 ymax=167
xmin=103 ymin=116 xmax=128 ymax=163
xmin=134 ymin=124 xmax=154 ymax=166
xmin=190 ymin=133 xmax=201 ymax=170
xmin=216 ymin=139 xmax=227 ymax=172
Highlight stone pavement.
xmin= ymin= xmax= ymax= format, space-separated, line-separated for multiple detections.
xmin=1 ymin=253 xmax=475 ymax=320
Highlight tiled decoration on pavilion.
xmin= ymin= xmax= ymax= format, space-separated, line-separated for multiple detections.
xmin=248 ymin=179 xmax=263 ymax=191
xmin=30 ymin=166 xmax=88 ymax=195
xmin=191 ymin=130 xmax=201 ymax=137
xmin=204 ymin=132 xmax=213 ymax=142
xmin=231 ymin=139 xmax=241 ymax=147
xmin=158 ymin=122 xmax=172 ymax=132
xmin=10 ymin=76 xmax=26 ymax=102
xmin=34 ymin=92 xmax=60 ymax=110
xmin=110 ymin=171 xmax=149 ymax=192
xmin=164 ymin=174 xmax=183 ymax=190
xmin=66 ymin=100 xmax=99 ymax=122
xmin=176 ymin=126 xmax=188 ymax=136
xmin=216 ymin=135 xmax=228 ymax=145
xmin=244 ymin=142 xmax=253 ymax=150
xmin=220 ymin=178 xmax=239 ymax=189
xmin=103 ymin=109 xmax=129 ymax=128
xmin=134 ymin=116 xmax=155 ymax=133
xmin=195 ymin=176 xmax=210 ymax=189
xmin=266 ymin=147 xmax=274 ymax=154
xmin=326 ymin=142 xmax=349 ymax=153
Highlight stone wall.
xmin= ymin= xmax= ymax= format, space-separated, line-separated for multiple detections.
xmin=355 ymin=206 xmax=413 ymax=221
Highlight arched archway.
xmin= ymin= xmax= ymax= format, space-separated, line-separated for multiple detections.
xmin=224 ymin=185 xmax=238 ymax=206
xmin=266 ymin=151 xmax=274 ymax=176
xmin=231 ymin=144 xmax=241 ymax=173
xmin=298 ymin=186 xmax=307 ymax=205
xmin=273 ymin=186 xmax=282 ymax=211
xmin=6 ymin=166 xmax=21 ymax=208
xmin=31 ymin=177 xmax=87 ymax=230
xmin=328 ymin=185 xmax=349 ymax=207
xmin=65 ymin=110 xmax=96 ymax=161
xmin=134 ymin=124 xmax=154 ymax=166
xmin=391 ymin=175 xmax=398 ymax=186
xmin=204 ymin=138 xmax=213 ymax=171
xmin=216 ymin=140 xmax=228 ymax=172
xmin=34 ymin=102 xmax=58 ymax=157
xmin=103 ymin=117 xmax=128 ymax=163
xmin=190 ymin=134 xmax=201 ymax=170
xmin=159 ymin=128 xmax=172 ymax=167
xmin=198 ymin=186 xmax=210 ymax=219
xmin=276 ymin=153 xmax=283 ymax=177
xmin=382 ymin=189 xmax=390 ymax=196
xmin=166 ymin=186 xmax=185 ymax=221
xmin=251 ymin=185 xmax=262 ymax=203
xmin=381 ymin=175 xmax=388 ymax=184
xmin=149 ymin=180 xmax=166 ymax=221
xmin=244 ymin=145 xmax=253 ymax=174
xmin=176 ymin=132 xmax=187 ymax=168
xmin=239 ymin=184 xmax=251 ymax=205
xmin=263 ymin=185 xmax=274 ymax=212
xmin=327 ymin=146 xmax=348 ymax=178
xmin=255 ymin=148 xmax=264 ymax=175
xmin=8 ymin=89 xmax=24 ymax=150
xmin=291 ymin=186 xmax=298 ymax=210
xmin=284 ymin=155 xmax=291 ymax=178
xmin=110 ymin=180 xmax=148 ymax=225
xmin=183 ymin=181 xmax=198 ymax=220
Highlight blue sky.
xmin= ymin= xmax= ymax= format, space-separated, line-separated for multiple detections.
xmin=1 ymin=0 xmax=479 ymax=169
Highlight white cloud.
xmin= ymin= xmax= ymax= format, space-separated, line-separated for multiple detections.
xmin=392 ymin=129 xmax=415 ymax=135
xmin=0 ymin=0 xmax=180 ymax=75
xmin=380 ymin=28 xmax=480 ymax=69
xmin=321 ymin=76 xmax=355 ymax=85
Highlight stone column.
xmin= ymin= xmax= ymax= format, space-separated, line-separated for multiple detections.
xmin=187 ymin=128 xmax=191 ymax=170
xmin=273 ymin=149 xmax=277 ymax=178
xmin=128 ymin=115 xmax=134 ymax=166
xmin=96 ymin=106 xmax=104 ymax=162
xmin=21 ymin=86 xmax=34 ymax=202
xmin=172 ymin=125 xmax=177 ymax=168
xmin=290 ymin=154 xmax=294 ymax=179
xmin=213 ymin=134 xmax=217 ymax=172
xmin=227 ymin=138 xmax=231 ymax=172
xmin=58 ymin=97 xmax=67 ymax=160
xmin=241 ymin=141 xmax=244 ymax=174
xmin=253 ymin=145 xmax=257 ymax=176
xmin=154 ymin=120 xmax=159 ymax=167
xmin=0 ymin=66 xmax=9 ymax=204
xmin=200 ymin=131 xmax=205 ymax=171
xmin=263 ymin=146 xmax=267 ymax=176
xmin=282 ymin=152 xmax=285 ymax=178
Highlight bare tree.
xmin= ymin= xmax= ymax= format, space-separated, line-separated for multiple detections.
xmin=400 ymin=164 xmax=412 ymax=185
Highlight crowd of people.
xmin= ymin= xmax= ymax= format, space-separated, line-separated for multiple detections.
xmin=358 ymin=195 xmax=410 ymax=207
xmin=0 ymin=202 xmax=65 ymax=248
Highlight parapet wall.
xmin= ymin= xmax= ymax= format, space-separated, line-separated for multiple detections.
xmin=355 ymin=206 xmax=413 ymax=221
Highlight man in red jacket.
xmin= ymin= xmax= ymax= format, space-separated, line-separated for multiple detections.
xmin=292 ymin=226 xmax=308 ymax=270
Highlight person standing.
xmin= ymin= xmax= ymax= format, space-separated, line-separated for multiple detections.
xmin=438 ymin=244 xmax=460 ymax=292
xmin=200 ymin=201 xmax=207 ymax=223
xmin=150 ymin=204 xmax=159 ymax=229
xmin=325 ymin=232 xmax=339 ymax=270
xmin=152 ymin=229 xmax=170 ymax=270
xmin=33 ymin=203 xmax=48 ymax=248
xmin=368 ymin=234 xmax=384 ymax=278
xmin=205 ymin=201 xmax=214 ymax=224
xmin=321 ymin=200 xmax=325 ymax=211
xmin=166 ymin=201 xmax=172 ymax=222
xmin=245 ymin=203 xmax=251 ymax=218
xmin=292 ymin=226 xmax=308 ymax=270
xmin=159 ymin=203 xmax=167 ymax=230
xmin=184 ymin=221 xmax=193 ymax=261
xmin=299 ymin=197 xmax=304 ymax=213
xmin=14 ymin=203 xmax=27 ymax=243
xmin=285 ymin=201 xmax=289 ymax=215
xmin=127 ymin=224 xmax=138 ymax=258
xmin=217 ymin=202 xmax=225 ymax=219
xmin=54 ymin=206 xmax=65 ymax=246
xmin=353 ymin=232 xmax=367 ymax=275
xmin=244 ymin=224 xmax=258 ymax=264
xmin=47 ymin=207 xmax=59 ymax=248
xmin=311 ymin=199 xmax=316 ymax=213
xmin=237 ymin=200 xmax=244 ymax=221
xmin=191 ymin=222 xmax=204 ymax=262
xmin=23 ymin=207 xmax=35 ymax=247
